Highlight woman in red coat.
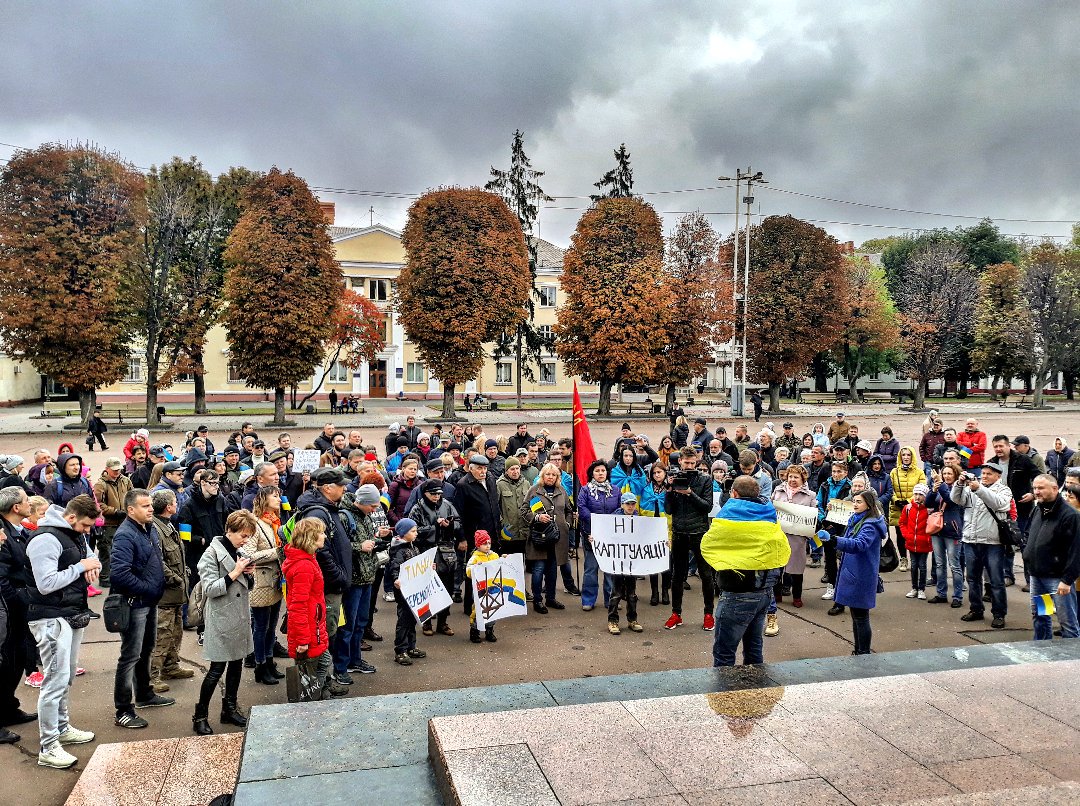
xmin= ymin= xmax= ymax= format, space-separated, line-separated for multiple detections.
xmin=283 ymin=518 xmax=334 ymax=696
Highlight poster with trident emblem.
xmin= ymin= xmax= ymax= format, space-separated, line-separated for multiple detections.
xmin=471 ymin=553 xmax=528 ymax=629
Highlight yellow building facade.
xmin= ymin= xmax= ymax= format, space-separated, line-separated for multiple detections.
xmin=96 ymin=220 xmax=580 ymax=402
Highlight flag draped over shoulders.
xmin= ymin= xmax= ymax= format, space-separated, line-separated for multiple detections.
xmin=700 ymin=497 xmax=791 ymax=572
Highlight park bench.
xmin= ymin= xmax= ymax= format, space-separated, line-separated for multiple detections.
xmin=1013 ymin=395 xmax=1035 ymax=409
xmin=41 ymin=400 xmax=78 ymax=417
xmin=861 ymin=392 xmax=893 ymax=404
xmin=799 ymin=391 xmax=842 ymax=405
xmin=98 ymin=403 xmax=168 ymax=423
xmin=623 ymin=401 xmax=656 ymax=415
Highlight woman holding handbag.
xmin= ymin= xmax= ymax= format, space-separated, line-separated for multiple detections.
xmin=246 ymin=486 xmax=284 ymax=685
xmin=192 ymin=510 xmax=257 ymax=735
xmin=283 ymin=518 xmax=333 ymax=700
xmin=522 ymin=463 xmax=574 ymax=614
xmin=925 ymin=466 xmax=966 ymax=606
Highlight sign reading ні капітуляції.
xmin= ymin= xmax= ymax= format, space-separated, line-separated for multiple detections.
xmin=826 ymin=498 xmax=854 ymax=526
xmin=590 ymin=514 xmax=670 ymax=576
xmin=398 ymin=547 xmax=453 ymax=624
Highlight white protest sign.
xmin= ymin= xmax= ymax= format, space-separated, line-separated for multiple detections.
xmin=590 ymin=514 xmax=670 ymax=576
xmin=291 ymin=449 xmax=321 ymax=474
xmin=825 ymin=498 xmax=854 ymax=526
xmin=471 ymin=553 xmax=528 ymax=630
xmin=399 ymin=547 xmax=453 ymax=624
xmin=773 ymin=500 xmax=819 ymax=537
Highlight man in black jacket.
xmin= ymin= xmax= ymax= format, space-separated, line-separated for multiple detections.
xmin=507 ymin=423 xmax=534 ymax=456
xmin=0 ymin=487 xmax=35 ymax=734
xmin=664 ymin=447 xmax=715 ymax=631
xmin=990 ymin=434 xmax=1039 ymax=586
xmin=454 ymin=454 xmax=501 ymax=606
xmin=296 ymin=467 xmax=352 ymax=697
xmin=110 ymin=489 xmax=171 ymax=728
xmin=1023 ymin=474 xmax=1080 ymax=640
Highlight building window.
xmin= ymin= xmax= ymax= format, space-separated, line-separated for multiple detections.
xmin=496 ymin=362 xmax=513 ymax=386
xmin=369 ymin=279 xmax=389 ymax=301
xmin=540 ymin=360 xmax=556 ymax=385
xmin=538 ymin=286 xmax=557 ymax=308
xmin=227 ymin=361 xmax=244 ymax=383
xmin=175 ymin=372 xmax=194 ymax=383
xmin=327 ymin=360 xmax=349 ymax=383
xmin=868 ymin=371 xmax=879 ymax=381
xmin=406 ymin=362 xmax=425 ymax=384
xmin=124 ymin=356 xmax=142 ymax=383
xmin=349 ymin=277 xmax=365 ymax=291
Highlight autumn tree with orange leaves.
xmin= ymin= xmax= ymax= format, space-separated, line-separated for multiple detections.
xmin=297 ymin=288 xmax=384 ymax=409
xmin=223 ymin=168 xmax=341 ymax=424
xmin=653 ymin=212 xmax=733 ymax=412
xmin=832 ymin=256 xmax=901 ymax=402
xmin=555 ymin=197 xmax=671 ymax=416
xmin=738 ymin=215 xmax=847 ymax=411
xmin=0 ymin=143 xmax=144 ymax=422
xmin=398 ymin=188 xmax=531 ymax=419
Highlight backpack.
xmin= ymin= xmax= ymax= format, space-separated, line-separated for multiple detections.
xmin=280 ymin=503 xmax=332 ymax=546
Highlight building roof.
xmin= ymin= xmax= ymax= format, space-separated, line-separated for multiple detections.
xmin=533 ymin=237 xmax=565 ymax=270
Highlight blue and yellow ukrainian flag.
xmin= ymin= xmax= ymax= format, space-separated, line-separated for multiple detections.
xmin=956 ymin=444 xmax=973 ymax=463
xmin=529 ymin=496 xmax=544 ymax=513
xmin=501 ymin=524 xmax=513 ymax=541
xmin=700 ymin=498 xmax=791 ymax=572
xmin=281 ymin=495 xmax=291 ymax=512
xmin=1035 ymin=594 xmax=1056 ymax=616
xmin=380 ymin=492 xmax=391 ymax=510
xmin=809 ymin=530 xmax=825 ymax=549
xmin=179 ymin=523 xmax=192 ymax=542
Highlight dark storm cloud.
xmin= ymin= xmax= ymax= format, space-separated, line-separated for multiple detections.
xmin=2 ymin=1 xmax=1077 ymax=245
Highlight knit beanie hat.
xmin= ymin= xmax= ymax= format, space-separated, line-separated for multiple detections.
xmin=474 ymin=529 xmax=491 ymax=547
xmin=504 ymin=457 xmax=520 ymax=470
xmin=394 ymin=518 xmax=417 ymax=537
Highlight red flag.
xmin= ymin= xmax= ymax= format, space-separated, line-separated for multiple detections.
xmin=572 ymin=381 xmax=598 ymax=486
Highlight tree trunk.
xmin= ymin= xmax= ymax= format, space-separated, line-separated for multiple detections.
xmin=989 ymin=375 xmax=1000 ymax=401
xmin=145 ymin=381 xmax=159 ymax=425
xmin=273 ymin=387 xmax=286 ymax=424
xmin=192 ymin=347 xmax=208 ymax=415
xmin=78 ymin=389 xmax=94 ymax=426
xmin=515 ymin=330 xmax=523 ymax=410
xmin=846 ymin=373 xmax=861 ymax=403
xmin=441 ymin=383 xmax=457 ymax=419
xmin=768 ymin=382 xmax=781 ymax=412
xmin=665 ymin=382 xmax=676 ymax=414
xmin=597 ymin=379 xmax=613 ymax=416
xmin=911 ymin=378 xmax=927 ymax=410
xmin=1064 ymin=371 xmax=1076 ymax=401
xmin=1033 ymin=370 xmax=1048 ymax=408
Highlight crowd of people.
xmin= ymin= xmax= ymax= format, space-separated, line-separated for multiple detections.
xmin=0 ymin=411 xmax=1078 ymax=770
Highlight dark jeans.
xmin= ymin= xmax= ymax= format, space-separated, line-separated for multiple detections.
xmin=850 ymin=607 xmax=872 ymax=654
xmin=964 ymin=543 xmax=1006 ymax=618
xmin=0 ymin=616 xmax=28 ymax=717
xmin=776 ymin=573 xmax=803 ymax=601
xmin=671 ymin=530 xmax=713 ymax=616
xmin=335 ymin=584 xmax=372 ymax=673
xmin=114 ymin=605 xmax=156 ymax=717
xmin=607 ymin=575 xmax=637 ymax=624
xmin=368 ymin=566 xmax=384 ymax=626
xmin=97 ymin=526 xmax=116 ymax=587
xmin=823 ymin=540 xmax=838 ymax=586
xmin=393 ymin=592 xmax=416 ymax=654
xmin=894 ymin=525 xmax=907 ymax=559
xmin=712 ymin=580 xmax=775 ymax=667
xmin=909 ymin=551 xmax=929 ymax=590
xmin=197 ymin=659 xmax=241 ymax=710
xmin=531 ymin=548 xmax=558 ymax=604
xmin=251 ymin=601 xmax=281 ymax=664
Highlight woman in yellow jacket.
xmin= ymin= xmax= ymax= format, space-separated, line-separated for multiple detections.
xmin=889 ymin=446 xmax=926 ymax=573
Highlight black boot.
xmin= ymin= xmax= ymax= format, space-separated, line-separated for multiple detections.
xmin=470 ymin=627 xmax=483 ymax=644
xmin=650 ymin=590 xmax=659 ymax=606
xmin=243 ymin=652 xmax=256 ymax=669
xmin=220 ymin=698 xmax=248 ymax=727
xmin=485 ymin=625 xmax=497 ymax=643
xmin=268 ymin=660 xmax=285 ymax=679
xmin=255 ymin=661 xmax=279 ymax=685
xmin=192 ymin=704 xmax=213 ymax=736
xmin=662 ymin=588 xmax=670 ymax=606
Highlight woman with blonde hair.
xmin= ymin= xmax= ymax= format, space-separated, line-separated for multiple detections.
xmin=283 ymin=518 xmax=336 ymax=698
xmin=246 ymin=486 xmax=285 ymax=685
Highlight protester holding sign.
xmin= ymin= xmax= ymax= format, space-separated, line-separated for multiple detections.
xmin=816 ymin=463 xmax=852 ymax=610
xmin=772 ymin=465 xmax=816 ymax=611
xmin=465 ymin=531 xmax=500 ymax=643
xmin=389 ymin=519 xmax=426 ymax=666
xmin=700 ymin=476 xmax=790 ymax=667
xmin=605 ymin=494 xmax=646 ymax=635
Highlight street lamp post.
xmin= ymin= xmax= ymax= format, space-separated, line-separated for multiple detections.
xmin=718 ymin=173 xmax=741 ymax=415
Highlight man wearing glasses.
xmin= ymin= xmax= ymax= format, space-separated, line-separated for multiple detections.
xmin=176 ymin=470 xmax=226 ymax=641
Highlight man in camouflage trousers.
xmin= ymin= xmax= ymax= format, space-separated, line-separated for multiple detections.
xmin=150 ymin=490 xmax=192 ymax=691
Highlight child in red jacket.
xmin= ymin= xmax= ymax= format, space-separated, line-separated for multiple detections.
xmin=900 ymin=483 xmax=932 ymax=599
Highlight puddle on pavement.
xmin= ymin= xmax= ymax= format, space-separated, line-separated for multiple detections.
xmin=705 ymin=687 xmax=785 ymax=737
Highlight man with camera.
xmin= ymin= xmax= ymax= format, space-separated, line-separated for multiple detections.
xmin=664 ymin=447 xmax=715 ymax=631
xmin=951 ymin=460 xmax=1013 ymax=628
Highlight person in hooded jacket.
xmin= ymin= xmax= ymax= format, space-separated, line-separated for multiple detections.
xmin=43 ymin=454 xmax=93 ymax=507
xmin=496 ymin=458 xmax=529 ymax=559
xmin=819 ymin=490 xmax=885 ymax=655
xmin=1046 ymin=438 xmax=1075 ymax=487
xmin=93 ymin=458 xmax=132 ymax=589
xmin=874 ymin=427 xmax=901 ymax=474
xmin=409 ymin=479 xmax=463 ymax=638
xmin=386 ymin=459 xmax=422 ymax=526
xmin=865 ymin=456 xmax=895 ymax=513
xmin=639 ymin=463 xmax=672 ymax=606
xmin=889 ymin=446 xmax=926 ymax=573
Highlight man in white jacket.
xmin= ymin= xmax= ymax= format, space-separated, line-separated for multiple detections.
xmin=952 ymin=460 xmax=1013 ymax=629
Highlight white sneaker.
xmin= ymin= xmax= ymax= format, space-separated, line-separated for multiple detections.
xmin=905 ymin=589 xmax=917 ymax=598
xmin=917 ymin=590 xmax=927 ymax=600
xmin=821 ymin=585 xmax=834 ymax=601
xmin=38 ymin=743 xmax=78 ymax=769
xmin=899 ymin=558 xmax=909 ymax=572
xmin=383 ymin=592 xmax=395 ymax=602
xmin=57 ymin=726 xmax=95 ymax=745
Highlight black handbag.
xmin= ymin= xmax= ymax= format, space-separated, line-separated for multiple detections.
xmin=286 ymin=654 xmax=324 ymax=702
xmin=102 ymin=593 xmax=132 ymax=633
xmin=879 ymin=536 xmax=900 ymax=573
xmin=987 ymin=508 xmax=1023 ymax=549
xmin=435 ymin=544 xmax=458 ymax=576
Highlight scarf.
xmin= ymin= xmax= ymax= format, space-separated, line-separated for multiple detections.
xmin=587 ymin=479 xmax=612 ymax=497
xmin=259 ymin=511 xmax=281 ymax=547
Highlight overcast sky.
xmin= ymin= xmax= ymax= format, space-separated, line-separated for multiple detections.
xmin=3 ymin=1 xmax=1077 ymax=248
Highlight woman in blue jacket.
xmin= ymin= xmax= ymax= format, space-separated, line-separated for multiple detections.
xmin=577 ymin=460 xmax=623 ymax=611
xmin=826 ymin=490 xmax=885 ymax=655
xmin=865 ymin=456 xmax=894 ymax=512
xmin=924 ymin=465 xmax=966 ymax=606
